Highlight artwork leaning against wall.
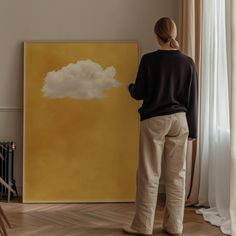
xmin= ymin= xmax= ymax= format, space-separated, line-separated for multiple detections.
xmin=23 ymin=42 xmax=139 ymax=203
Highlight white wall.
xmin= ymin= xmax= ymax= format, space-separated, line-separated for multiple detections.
xmin=0 ymin=0 xmax=179 ymax=195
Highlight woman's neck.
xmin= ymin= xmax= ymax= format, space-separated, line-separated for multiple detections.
xmin=160 ymin=43 xmax=177 ymax=50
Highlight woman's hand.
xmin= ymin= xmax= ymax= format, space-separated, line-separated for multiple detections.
xmin=188 ymin=138 xmax=197 ymax=141
xmin=128 ymin=83 xmax=134 ymax=92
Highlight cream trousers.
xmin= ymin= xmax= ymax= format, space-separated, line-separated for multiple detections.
xmin=131 ymin=112 xmax=189 ymax=235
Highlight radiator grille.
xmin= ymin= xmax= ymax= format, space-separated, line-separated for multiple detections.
xmin=0 ymin=142 xmax=17 ymax=201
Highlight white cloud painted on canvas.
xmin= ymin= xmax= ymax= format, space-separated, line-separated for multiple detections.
xmin=42 ymin=59 xmax=120 ymax=100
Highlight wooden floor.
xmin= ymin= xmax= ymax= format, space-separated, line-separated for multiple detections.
xmin=0 ymin=197 xmax=224 ymax=236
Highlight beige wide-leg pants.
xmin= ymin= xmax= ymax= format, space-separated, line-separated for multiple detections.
xmin=131 ymin=112 xmax=189 ymax=235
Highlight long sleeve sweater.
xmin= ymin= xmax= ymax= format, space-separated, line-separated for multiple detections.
xmin=129 ymin=50 xmax=198 ymax=138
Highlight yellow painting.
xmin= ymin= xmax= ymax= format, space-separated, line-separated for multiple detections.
xmin=23 ymin=42 xmax=139 ymax=202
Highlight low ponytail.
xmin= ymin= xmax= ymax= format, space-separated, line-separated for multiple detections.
xmin=169 ymin=37 xmax=179 ymax=49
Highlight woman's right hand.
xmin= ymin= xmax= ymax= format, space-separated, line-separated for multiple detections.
xmin=128 ymin=83 xmax=134 ymax=92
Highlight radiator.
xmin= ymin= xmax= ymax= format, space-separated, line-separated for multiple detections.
xmin=0 ymin=142 xmax=17 ymax=201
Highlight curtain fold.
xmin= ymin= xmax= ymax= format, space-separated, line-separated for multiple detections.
xmin=230 ymin=0 xmax=236 ymax=235
xmin=179 ymin=0 xmax=201 ymax=70
xmin=179 ymin=0 xmax=201 ymax=206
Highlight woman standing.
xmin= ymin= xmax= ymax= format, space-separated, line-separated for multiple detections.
xmin=123 ymin=17 xmax=198 ymax=236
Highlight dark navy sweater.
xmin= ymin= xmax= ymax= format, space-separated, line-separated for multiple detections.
xmin=129 ymin=50 xmax=198 ymax=138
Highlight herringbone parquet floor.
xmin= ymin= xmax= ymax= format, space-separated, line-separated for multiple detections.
xmin=0 ymin=197 xmax=225 ymax=236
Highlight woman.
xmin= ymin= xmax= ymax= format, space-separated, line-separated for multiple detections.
xmin=123 ymin=17 xmax=197 ymax=236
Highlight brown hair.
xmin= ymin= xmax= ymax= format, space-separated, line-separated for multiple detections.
xmin=154 ymin=17 xmax=179 ymax=49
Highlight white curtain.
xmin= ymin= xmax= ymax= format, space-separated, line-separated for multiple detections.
xmin=196 ymin=0 xmax=231 ymax=234
xmin=230 ymin=0 xmax=236 ymax=235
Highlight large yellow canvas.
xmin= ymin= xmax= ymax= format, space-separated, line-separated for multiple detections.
xmin=23 ymin=42 xmax=139 ymax=202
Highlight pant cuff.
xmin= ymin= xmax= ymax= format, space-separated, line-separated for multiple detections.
xmin=131 ymin=224 xmax=153 ymax=235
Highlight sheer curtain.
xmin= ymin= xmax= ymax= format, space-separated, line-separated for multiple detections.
xmin=196 ymin=0 xmax=231 ymax=234
xmin=230 ymin=1 xmax=236 ymax=235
